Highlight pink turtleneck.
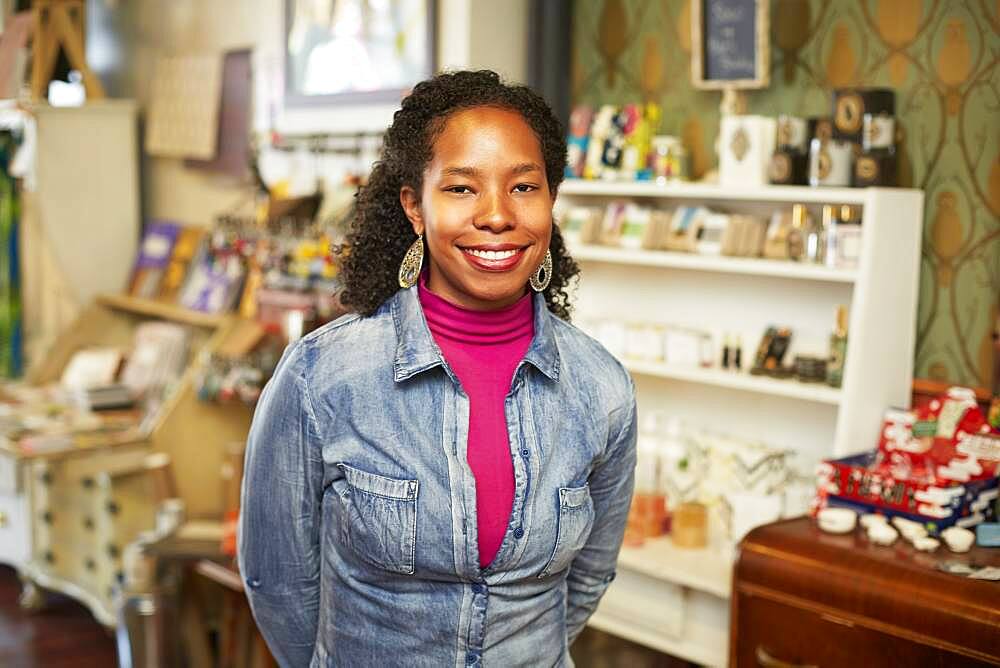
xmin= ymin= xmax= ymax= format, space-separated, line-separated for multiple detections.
xmin=418 ymin=275 xmax=534 ymax=568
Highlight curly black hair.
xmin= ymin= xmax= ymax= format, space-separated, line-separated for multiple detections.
xmin=337 ymin=69 xmax=579 ymax=320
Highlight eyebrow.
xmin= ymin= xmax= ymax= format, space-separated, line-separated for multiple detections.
xmin=440 ymin=162 xmax=542 ymax=179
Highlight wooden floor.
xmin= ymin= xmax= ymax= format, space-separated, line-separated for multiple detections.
xmin=0 ymin=566 xmax=118 ymax=667
xmin=1 ymin=564 xmax=688 ymax=668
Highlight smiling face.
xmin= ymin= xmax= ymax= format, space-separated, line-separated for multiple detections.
xmin=400 ymin=106 xmax=554 ymax=311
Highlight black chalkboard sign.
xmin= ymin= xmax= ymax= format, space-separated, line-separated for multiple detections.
xmin=691 ymin=0 xmax=769 ymax=89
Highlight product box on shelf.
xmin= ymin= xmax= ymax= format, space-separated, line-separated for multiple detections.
xmin=719 ymin=115 xmax=777 ymax=187
xmin=814 ymin=387 xmax=1000 ymax=534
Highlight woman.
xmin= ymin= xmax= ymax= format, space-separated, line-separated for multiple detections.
xmin=238 ymin=70 xmax=636 ymax=668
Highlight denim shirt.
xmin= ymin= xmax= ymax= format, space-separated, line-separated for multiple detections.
xmin=237 ymin=285 xmax=637 ymax=668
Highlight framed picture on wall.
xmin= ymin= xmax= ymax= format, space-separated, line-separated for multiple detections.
xmin=283 ymin=0 xmax=436 ymax=108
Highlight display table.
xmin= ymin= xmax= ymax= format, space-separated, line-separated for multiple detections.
xmin=117 ymin=527 xmax=275 ymax=668
xmin=1 ymin=294 xmax=253 ymax=626
xmin=731 ymin=517 xmax=1000 ymax=666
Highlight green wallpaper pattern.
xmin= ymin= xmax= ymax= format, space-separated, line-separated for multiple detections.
xmin=571 ymin=0 xmax=1000 ymax=390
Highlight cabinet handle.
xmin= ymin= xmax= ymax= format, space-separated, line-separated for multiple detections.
xmin=0 ymin=510 xmax=7 ymax=528
xmin=756 ymin=646 xmax=818 ymax=668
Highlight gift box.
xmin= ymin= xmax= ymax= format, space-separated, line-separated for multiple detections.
xmin=814 ymin=453 xmax=997 ymax=534
xmin=719 ymin=115 xmax=777 ymax=187
xmin=814 ymin=387 xmax=1000 ymax=534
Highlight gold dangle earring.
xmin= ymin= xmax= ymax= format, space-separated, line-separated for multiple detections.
xmin=529 ymin=249 xmax=553 ymax=292
xmin=398 ymin=233 xmax=424 ymax=288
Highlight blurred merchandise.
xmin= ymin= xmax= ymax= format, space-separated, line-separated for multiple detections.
xmin=719 ymin=115 xmax=776 ymax=187
xmin=826 ymin=305 xmax=849 ymax=388
xmin=120 ymin=322 xmax=189 ymax=397
xmin=620 ymin=410 xmax=798 ymax=548
xmin=814 ymin=387 xmax=1000 ymax=535
xmin=832 ymin=88 xmax=895 ymax=143
xmin=128 ymin=222 xmax=181 ymax=299
xmin=159 ymin=227 xmax=206 ymax=302
xmin=826 ymin=204 xmax=862 ymax=270
xmin=671 ymin=502 xmax=708 ymax=549
xmin=750 ymin=326 xmax=793 ymax=377
xmin=564 ymin=105 xmax=593 ymax=179
xmin=808 ymin=137 xmax=853 ymax=187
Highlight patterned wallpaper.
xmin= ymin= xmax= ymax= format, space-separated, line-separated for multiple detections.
xmin=571 ymin=0 xmax=999 ymax=390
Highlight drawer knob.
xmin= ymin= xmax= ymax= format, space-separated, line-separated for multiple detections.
xmin=756 ymin=646 xmax=818 ymax=668
xmin=0 ymin=510 xmax=7 ymax=528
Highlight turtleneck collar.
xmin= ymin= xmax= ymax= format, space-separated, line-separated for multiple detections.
xmin=417 ymin=272 xmax=534 ymax=346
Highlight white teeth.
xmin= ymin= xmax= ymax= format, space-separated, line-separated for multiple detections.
xmin=465 ymin=248 xmax=518 ymax=260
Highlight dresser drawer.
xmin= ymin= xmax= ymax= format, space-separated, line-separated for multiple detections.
xmin=0 ymin=451 xmax=21 ymax=494
xmin=0 ymin=492 xmax=31 ymax=565
xmin=732 ymin=588 xmax=997 ymax=667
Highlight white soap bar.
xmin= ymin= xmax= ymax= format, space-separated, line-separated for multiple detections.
xmin=892 ymin=516 xmax=927 ymax=542
xmin=860 ymin=513 xmax=888 ymax=530
xmin=941 ymin=526 xmax=975 ymax=553
xmin=817 ymin=507 xmax=857 ymax=534
xmin=867 ymin=522 xmax=898 ymax=546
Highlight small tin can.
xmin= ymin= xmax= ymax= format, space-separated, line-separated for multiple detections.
xmin=862 ymin=113 xmax=895 ymax=154
xmin=833 ymin=88 xmax=895 ymax=142
xmin=777 ymin=115 xmax=809 ymax=153
xmin=853 ymin=151 xmax=897 ymax=187
xmin=651 ymin=136 xmax=688 ymax=183
xmin=809 ymin=138 xmax=854 ymax=187
xmin=769 ymin=150 xmax=808 ymax=185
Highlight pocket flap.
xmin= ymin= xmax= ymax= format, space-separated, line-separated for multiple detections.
xmin=560 ymin=484 xmax=591 ymax=509
xmin=337 ymin=463 xmax=418 ymax=501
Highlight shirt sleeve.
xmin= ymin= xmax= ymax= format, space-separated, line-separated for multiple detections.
xmin=237 ymin=341 xmax=324 ymax=668
xmin=564 ymin=377 xmax=637 ymax=645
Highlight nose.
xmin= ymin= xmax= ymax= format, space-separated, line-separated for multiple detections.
xmin=474 ymin=189 xmax=514 ymax=233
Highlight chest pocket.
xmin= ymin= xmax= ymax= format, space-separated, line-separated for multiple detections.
xmin=337 ymin=463 xmax=419 ymax=575
xmin=538 ymin=484 xmax=595 ymax=578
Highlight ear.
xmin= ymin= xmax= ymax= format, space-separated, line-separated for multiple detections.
xmin=400 ymin=186 xmax=424 ymax=236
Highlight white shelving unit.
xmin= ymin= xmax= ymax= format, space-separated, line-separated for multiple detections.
xmin=621 ymin=359 xmax=843 ymax=405
xmin=560 ymin=180 xmax=924 ymax=666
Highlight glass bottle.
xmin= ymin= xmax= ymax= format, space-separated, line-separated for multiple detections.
xmin=827 ymin=305 xmax=848 ymax=388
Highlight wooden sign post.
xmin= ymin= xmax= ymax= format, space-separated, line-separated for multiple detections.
xmin=690 ymin=0 xmax=769 ymax=113
xmin=31 ymin=0 xmax=105 ymax=100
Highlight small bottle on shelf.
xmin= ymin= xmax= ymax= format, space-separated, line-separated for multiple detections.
xmin=827 ymin=305 xmax=849 ymax=388
xmin=625 ymin=413 xmax=667 ymax=545
xmin=786 ymin=204 xmax=808 ymax=261
xmin=821 ymin=205 xmax=837 ymax=267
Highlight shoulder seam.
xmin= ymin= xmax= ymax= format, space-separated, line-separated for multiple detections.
xmin=291 ymin=340 xmax=326 ymax=449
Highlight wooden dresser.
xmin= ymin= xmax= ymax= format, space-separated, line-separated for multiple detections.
xmin=731 ymin=517 xmax=1000 ymax=667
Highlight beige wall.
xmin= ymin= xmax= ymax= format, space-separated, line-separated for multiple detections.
xmin=96 ymin=0 xmax=530 ymax=228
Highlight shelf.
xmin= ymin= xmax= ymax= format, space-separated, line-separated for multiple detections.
xmin=97 ymin=294 xmax=227 ymax=329
xmin=617 ymin=536 xmax=734 ymax=599
xmin=568 ymin=243 xmax=857 ymax=283
xmin=559 ymin=178 xmax=870 ymax=205
xmin=623 ymin=359 xmax=843 ymax=405
xmin=588 ymin=609 xmax=727 ymax=668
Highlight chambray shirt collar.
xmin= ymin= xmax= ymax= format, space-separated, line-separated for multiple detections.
xmin=391 ymin=284 xmax=561 ymax=383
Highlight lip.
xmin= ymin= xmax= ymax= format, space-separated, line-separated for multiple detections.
xmin=458 ymin=242 xmax=526 ymax=251
xmin=459 ymin=244 xmax=529 ymax=272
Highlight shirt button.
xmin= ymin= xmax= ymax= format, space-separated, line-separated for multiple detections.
xmin=520 ymin=448 xmax=530 ymax=458
xmin=466 ymin=652 xmax=478 ymax=664
xmin=513 ymin=527 xmax=525 ymax=539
